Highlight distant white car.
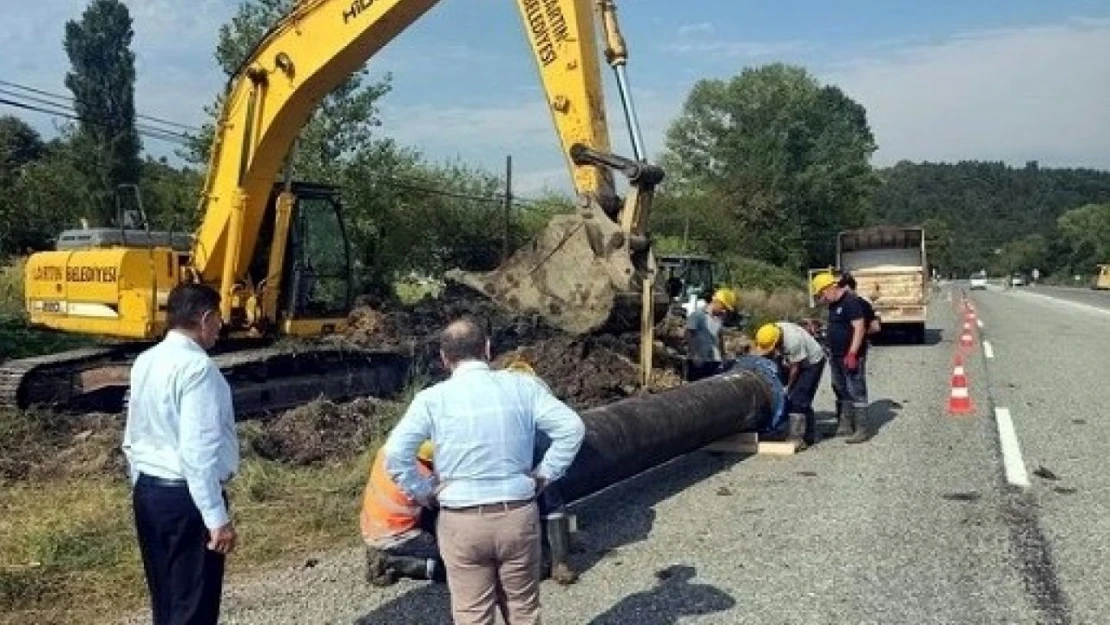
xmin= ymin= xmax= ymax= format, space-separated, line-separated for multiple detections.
xmin=969 ymin=273 xmax=988 ymax=290
xmin=1010 ymin=274 xmax=1025 ymax=287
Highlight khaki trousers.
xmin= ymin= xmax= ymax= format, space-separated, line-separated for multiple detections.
xmin=437 ymin=501 xmax=542 ymax=625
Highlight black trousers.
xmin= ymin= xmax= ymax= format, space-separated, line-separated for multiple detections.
xmin=786 ymin=358 xmax=826 ymax=416
xmin=132 ymin=474 xmax=226 ymax=625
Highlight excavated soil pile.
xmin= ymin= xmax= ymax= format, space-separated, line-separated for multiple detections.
xmin=0 ymin=410 xmax=125 ymax=481
xmin=250 ymin=397 xmax=397 ymax=466
xmin=342 ymin=284 xmax=684 ymax=410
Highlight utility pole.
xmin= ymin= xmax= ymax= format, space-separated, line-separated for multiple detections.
xmin=503 ymin=154 xmax=512 ymax=263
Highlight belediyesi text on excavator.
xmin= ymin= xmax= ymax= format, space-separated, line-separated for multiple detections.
xmin=5 ymin=0 xmax=668 ymax=414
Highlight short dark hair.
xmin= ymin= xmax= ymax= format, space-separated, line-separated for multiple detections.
xmin=439 ymin=316 xmax=488 ymax=362
xmin=167 ymin=284 xmax=221 ymax=330
xmin=838 ymin=273 xmax=857 ymax=290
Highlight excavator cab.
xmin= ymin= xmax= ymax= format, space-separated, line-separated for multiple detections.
xmin=247 ymin=182 xmax=353 ymax=336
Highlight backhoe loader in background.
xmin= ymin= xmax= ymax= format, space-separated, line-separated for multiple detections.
xmin=5 ymin=0 xmax=667 ymax=415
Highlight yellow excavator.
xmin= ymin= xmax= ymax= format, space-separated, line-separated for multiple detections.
xmin=5 ymin=0 xmax=666 ymax=414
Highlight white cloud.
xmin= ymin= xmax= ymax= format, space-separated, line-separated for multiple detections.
xmin=380 ymin=83 xmax=687 ymax=197
xmin=823 ymin=18 xmax=1110 ymax=169
xmin=664 ymin=39 xmax=808 ymax=59
xmin=0 ymin=0 xmax=233 ymax=157
xmin=676 ymin=23 xmax=715 ymax=37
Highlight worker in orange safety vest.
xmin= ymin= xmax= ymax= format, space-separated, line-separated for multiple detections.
xmin=360 ymin=440 xmax=445 ymax=586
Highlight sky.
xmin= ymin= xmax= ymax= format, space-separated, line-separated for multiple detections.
xmin=2 ymin=0 xmax=1109 ymax=197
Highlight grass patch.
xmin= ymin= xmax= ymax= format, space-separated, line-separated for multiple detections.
xmin=721 ymin=256 xmax=806 ymax=293
xmin=736 ymin=287 xmax=816 ymax=329
xmin=393 ymin=275 xmax=443 ymax=305
xmin=0 ymin=445 xmax=383 ymax=625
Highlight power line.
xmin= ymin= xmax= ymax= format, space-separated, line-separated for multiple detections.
xmin=0 ymin=80 xmax=563 ymax=207
xmin=0 ymin=97 xmax=189 ymax=145
xmin=0 ymin=88 xmax=192 ymax=142
xmin=0 ymin=78 xmax=200 ymax=132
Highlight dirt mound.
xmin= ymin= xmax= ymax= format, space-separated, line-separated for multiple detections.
xmin=250 ymin=397 xmax=398 ymax=465
xmin=341 ymin=283 xmax=686 ymax=410
xmin=0 ymin=411 xmax=125 ymax=481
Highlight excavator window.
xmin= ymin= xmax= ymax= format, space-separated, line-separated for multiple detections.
xmin=282 ymin=186 xmax=352 ymax=320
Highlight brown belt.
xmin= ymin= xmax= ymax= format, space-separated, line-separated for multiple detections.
xmin=443 ymin=499 xmax=533 ymax=514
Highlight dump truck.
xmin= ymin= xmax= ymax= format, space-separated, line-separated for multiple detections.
xmin=836 ymin=225 xmax=928 ymax=344
xmin=1094 ymin=264 xmax=1110 ymax=290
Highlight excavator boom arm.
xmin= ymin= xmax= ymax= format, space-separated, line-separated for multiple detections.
xmin=191 ymin=0 xmax=631 ymax=322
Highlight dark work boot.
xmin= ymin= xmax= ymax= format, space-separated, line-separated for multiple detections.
xmin=804 ymin=409 xmax=818 ymax=447
xmin=835 ymin=401 xmax=853 ymax=437
xmin=385 ymin=555 xmax=434 ymax=582
xmin=785 ymin=413 xmax=807 ymax=450
xmin=365 ymin=548 xmax=397 ymax=587
xmin=845 ymin=404 xmax=870 ymax=444
xmin=544 ymin=514 xmax=578 ymax=585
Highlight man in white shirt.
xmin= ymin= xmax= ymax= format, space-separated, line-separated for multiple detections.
xmin=123 ymin=283 xmax=239 ymax=625
xmin=751 ymin=321 xmax=827 ymax=448
xmin=384 ymin=317 xmax=585 ymax=625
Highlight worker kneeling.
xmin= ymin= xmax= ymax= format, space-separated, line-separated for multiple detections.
xmin=751 ymin=321 xmax=827 ymax=449
xmin=361 ymin=441 xmax=446 ymax=586
xmin=360 ymin=412 xmax=578 ymax=587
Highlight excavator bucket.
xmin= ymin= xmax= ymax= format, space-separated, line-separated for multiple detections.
xmin=447 ymin=210 xmax=667 ymax=335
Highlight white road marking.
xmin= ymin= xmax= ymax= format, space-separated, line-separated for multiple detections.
xmin=976 ymin=319 xmax=984 ymax=329
xmin=983 ymin=341 xmax=994 ymax=359
xmin=1008 ymin=289 xmax=1110 ymax=317
xmin=995 ymin=408 xmax=1030 ymax=487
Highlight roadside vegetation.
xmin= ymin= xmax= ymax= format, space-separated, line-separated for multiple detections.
xmin=0 ymin=396 xmax=408 ymax=625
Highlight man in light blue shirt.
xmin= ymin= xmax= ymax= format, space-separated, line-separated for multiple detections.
xmin=384 ymin=317 xmax=585 ymax=625
xmin=123 ymin=283 xmax=239 ymax=625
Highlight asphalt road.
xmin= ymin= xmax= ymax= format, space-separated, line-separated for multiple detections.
xmin=136 ymin=285 xmax=1107 ymax=625
xmin=967 ymin=283 xmax=1110 ymax=625
xmin=1012 ymin=284 xmax=1110 ymax=311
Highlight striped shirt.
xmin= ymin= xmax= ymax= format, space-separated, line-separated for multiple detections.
xmin=383 ymin=360 xmax=585 ymax=509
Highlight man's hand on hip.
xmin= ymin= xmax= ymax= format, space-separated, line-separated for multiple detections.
xmin=207 ymin=522 xmax=237 ymax=555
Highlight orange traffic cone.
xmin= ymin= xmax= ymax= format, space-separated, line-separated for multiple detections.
xmin=950 ymin=358 xmax=968 ymax=388
xmin=947 ymin=385 xmax=974 ymax=415
xmin=960 ymin=331 xmax=974 ymax=349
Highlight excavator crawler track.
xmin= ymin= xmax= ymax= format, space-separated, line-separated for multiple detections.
xmin=1 ymin=342 xmax=414 ymax=419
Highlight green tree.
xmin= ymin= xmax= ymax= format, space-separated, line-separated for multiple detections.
xmin=660 ymin=64 xmax=878 ymax=270
xmin=869 ymin=161 xmax=1110 ymax=275
xmin=138 ymin=157 xmax=205 ymax=232
xmin=1056 ymin=203 xmax=1110 ymax=273
xmin=63 ymin=0 xmax=142 ymax=226
xmin=922 ymin=217 xmax=954 ymax=276
xmin=7 ymin=139 xmax=88 ymax=254
xmin=0 ymin=116 xmax=44 ymax=190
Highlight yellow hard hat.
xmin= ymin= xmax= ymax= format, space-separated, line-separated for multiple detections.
xmin=810 ymin=271 xmax=837 ymax=297
xmin=505 ymin=359 xmax=536 ymax=375
xmin=752 ymin=323 xmax=781 ymax=355
xmin=712 ymin=288 xmax=738 ymax=312
xmin=417 ymin=440 xmax=434 ymax=463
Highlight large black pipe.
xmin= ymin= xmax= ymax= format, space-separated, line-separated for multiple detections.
xmin=556 ymin=366 xmax=773 ymax=505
